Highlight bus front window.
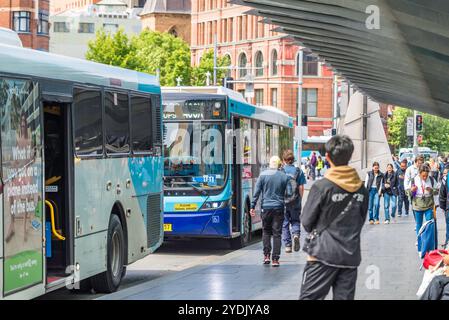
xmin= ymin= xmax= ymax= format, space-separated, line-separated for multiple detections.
xmin=163 ymin=122 xmax=226 ymax=191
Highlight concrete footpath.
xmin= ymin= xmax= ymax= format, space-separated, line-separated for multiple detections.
xmin=99 ymin=200 xmax=446 ymax=300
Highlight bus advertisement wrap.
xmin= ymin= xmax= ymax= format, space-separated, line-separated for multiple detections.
xmin=1 ymin=79 xmax=43 ymax=294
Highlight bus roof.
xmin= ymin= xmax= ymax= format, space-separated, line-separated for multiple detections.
xmin=0 ymin=28 xmax=22 ymax=47
xmin=161 ymin=86 xmax=293 ymax=128
xmin=0 ymin=43 xmax=160 ymax=94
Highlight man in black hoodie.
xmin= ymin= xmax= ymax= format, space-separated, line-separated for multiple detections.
xmin=299 ymin=135 xmax=369 ymax=300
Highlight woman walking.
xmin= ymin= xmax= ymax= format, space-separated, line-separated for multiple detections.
xmin=382 ymin=164 xmax=398 ymax=224
xmin=409 ymin=164 xmax=438 ymax=237
xmin=365 ymin=162 xmax=384 ymax=225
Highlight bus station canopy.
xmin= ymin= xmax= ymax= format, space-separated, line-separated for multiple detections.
xmin=231 ymin=0 xmax=449 ymax=118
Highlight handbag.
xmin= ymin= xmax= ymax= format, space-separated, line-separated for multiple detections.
xmin=304 ymin=193 xmax=355 ymax=252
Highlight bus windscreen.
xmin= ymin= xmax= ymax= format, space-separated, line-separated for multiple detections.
xmin=163 ymin=121 xmax=226 ymax=190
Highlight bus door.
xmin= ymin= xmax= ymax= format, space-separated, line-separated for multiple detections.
xmin=42 ymin=99 xmax=73 ymax=288
xmin=1 ymin=78 xmax=45 ymax=297
xmin=231 ymin=117 xmax=242 ymax=233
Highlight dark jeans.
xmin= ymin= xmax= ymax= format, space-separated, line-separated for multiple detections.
xmin=261 ymin=208 xmax=284 ymax=260
xmin=299 ymin=261 xmax=358 ymax=300
xmin=397 ymin=189 xmax=409 ymax=216
xmin=282 ymin=204 xmax=301 ymax=247
xmin=445 ymin=211 xmax=449 ymax=246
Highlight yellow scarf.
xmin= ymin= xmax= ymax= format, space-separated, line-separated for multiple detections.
xmin=324 ymin=165 xmax=363 ymax=193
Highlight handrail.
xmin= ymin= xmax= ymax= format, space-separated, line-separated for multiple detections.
xmin=45 ymin=200 xmax=65 ymax=241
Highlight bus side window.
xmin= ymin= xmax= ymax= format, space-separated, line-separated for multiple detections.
xmin=251 ymin=120 xmax=260 ymax=178
xmin=131 ymin=95 xmax=152 ymax=153
xmin=73 ymin=88 xmax=103 ymax=156
xmin=104 ymin=91 xmax=130 ymax=155
xmin=241 ymin=118 xmax=252 ymax=179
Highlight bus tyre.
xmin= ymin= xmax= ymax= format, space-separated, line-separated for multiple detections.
xmin=91 ymin=214 xmax=125 ymax=293
xmin=230 ymin=207 xmax=251 ymax=249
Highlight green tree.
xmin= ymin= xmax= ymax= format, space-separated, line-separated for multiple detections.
xmin=131 ymin=30 xmax=192 ymax=86
xmin=388 ymin=107 xmax=449 ymax=153
xmin=86 ymin=29 xmax=192 ymax=86
xmin=86 ymin=29 xmax=138 ymax=70
xmin=191 ymin=49 xmax=231 ymax=86
xmin=387 ymin=107 xmax=412 ymax=152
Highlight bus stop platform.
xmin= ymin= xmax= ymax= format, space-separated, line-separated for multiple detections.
xmin=98 ymin=208 xmax=442 ymax=300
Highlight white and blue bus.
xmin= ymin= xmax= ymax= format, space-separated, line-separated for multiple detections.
xmin=0 ymin=41 xmax=163 ymax=299
xmin=162 ymin=87 xmax=294 ymax=248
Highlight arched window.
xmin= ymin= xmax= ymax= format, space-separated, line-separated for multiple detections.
xmin=238 ymin=52 xmax=247 ymax=78
xmin=254 ymin=51 xmax=264 ymax=77
xmin=303 ymin=52 xmax=319 ymax=76
xmin=271 ymin=49 xmax=278 ymax=76
xmin=168 ymin=27 xmax=178 ymax=38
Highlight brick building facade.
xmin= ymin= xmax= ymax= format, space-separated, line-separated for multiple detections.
xmin=50 ymin=0 xmax=146 ymax=14
xmin=50 ymin=0 xmax=100 ymax=14
xmin=190 ymin=0 xmax=334 ymax=136
xmin=0 ymin=0 xmax=50 ymax=50
xmin=140 ymin=0 xmax=191 ymax=44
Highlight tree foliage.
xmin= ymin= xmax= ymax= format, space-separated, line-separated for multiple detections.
xmin=86 ymin=29 xmax=138 ymax=70
xmin=388 ymin=107 xmax=449 ymax=153
xmin=191 ymin=49 xmax=231 ymax=86
xmin=87 ymin=30 xmax=232 ymax=87
xmin=86 ymin=29 xmax=192 ymax=86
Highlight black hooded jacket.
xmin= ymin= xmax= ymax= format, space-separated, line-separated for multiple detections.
xmin=301 ymin=166 xmax=369 ymax=268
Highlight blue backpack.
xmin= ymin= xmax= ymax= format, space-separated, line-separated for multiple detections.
xmin=417 ymin=218 xmax=438 ymax=259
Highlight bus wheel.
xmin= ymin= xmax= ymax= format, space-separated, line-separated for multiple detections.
xmin=230 ymin=207 xmax=251 ymax=249
xmin=242 ymin=206 xmax=252 ymax=245
xmin=91 ymin=214 xmax=125 ymax=293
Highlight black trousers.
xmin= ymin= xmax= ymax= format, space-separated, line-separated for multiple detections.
xmin=299 ymin=261 xmax=358 ymax=300
xmin=397 ymin=189 xmax=410 ymax=215
xmin=261 ymin=208 xmax=284 ymax=260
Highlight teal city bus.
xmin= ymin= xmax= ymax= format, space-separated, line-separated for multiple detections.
xmin=162 ymin=87 xmax=294 ymax=248
xmin=0 ymin=42 xmax=163 ymax=299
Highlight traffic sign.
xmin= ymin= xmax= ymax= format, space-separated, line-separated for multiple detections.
xmin=406 ymin=117 xmax=414 ymax=137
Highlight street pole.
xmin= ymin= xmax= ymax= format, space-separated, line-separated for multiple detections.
xmin=413 ymin=109 xmax=418 ymax=157
xmin=296 ymin=50 xmax=304 ymax=165
xmin=332 ymin=74 xmax=338 ymax=132
xmin=213 ymin=34 xmax=218 ymax=86
xmin=361 ymin=95 xmax=368 ymax=170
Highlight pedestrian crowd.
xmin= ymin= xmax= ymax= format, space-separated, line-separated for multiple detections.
xmin=251 ymin=135 xmax=449 ymax=300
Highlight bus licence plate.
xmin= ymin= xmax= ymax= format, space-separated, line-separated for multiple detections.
xmin=164 ymin=224 xmax=172 ymax=232
xmin=174 ymin=203 xmax=198 ymax=211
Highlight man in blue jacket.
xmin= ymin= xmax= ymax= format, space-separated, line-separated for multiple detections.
xmin=250 ymin=156 xmax=288 ymax=267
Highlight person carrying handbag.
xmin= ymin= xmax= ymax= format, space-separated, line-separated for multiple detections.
xmin=299 ymin=135 xmax=368 ymax=300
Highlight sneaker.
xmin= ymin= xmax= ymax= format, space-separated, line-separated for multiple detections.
xmin=398 ymin=214 xmax=402 ymax=218
xmin=369 ymin=220 xmax=374 ymax=225
xmin=285 ymin=246 xmax=292 ymax=253
xmin=374 ymin=220 xmax=380 ymax=225
xmin=384 ymin=220 xmax=390 ymax=224
xmin=263 ymin=254 xmax=271 ymax=264
xmin=272 ymin=259 xmax=280 ymax=267
xmin=293 ymin=235 xmax=300 ymax=252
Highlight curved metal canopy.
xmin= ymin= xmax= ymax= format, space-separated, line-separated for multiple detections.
xmin=230 ymin=0 xmax=449 ymax=118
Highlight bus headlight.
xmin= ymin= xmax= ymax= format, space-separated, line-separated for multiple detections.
xmin=200 ymin=200 xmax=229 ymax=211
